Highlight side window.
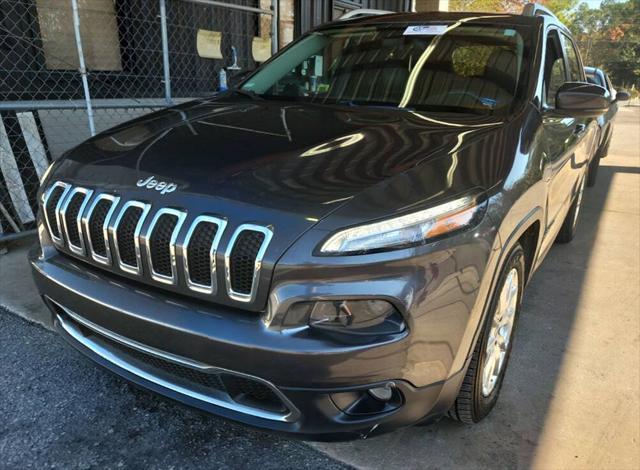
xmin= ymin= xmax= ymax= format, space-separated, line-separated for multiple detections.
xmin=605 ymin=73 xmax=614 ymax=93
xmin=562 ymin=34 xmax=583 ymax=82
xmin=594 ymin=72 xmax=605 ymax=87
xmin=544 ymin=31 xmax=566 ymax=107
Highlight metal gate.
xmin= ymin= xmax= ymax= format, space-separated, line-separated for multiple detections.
xmin=0 ymin=0 xmax=277 ymax=241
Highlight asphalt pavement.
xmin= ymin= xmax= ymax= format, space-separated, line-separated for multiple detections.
xmin=0 ymin=309 xmax=350 ymax=469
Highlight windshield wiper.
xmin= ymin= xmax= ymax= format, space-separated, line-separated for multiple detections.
xmin=335 ymin=100 xmax=414 ymax=111
xmin=230 ymin=89 xmax=265 ymax=101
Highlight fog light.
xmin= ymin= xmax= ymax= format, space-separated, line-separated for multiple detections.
xmin=282 ymin=300 xmax=404 ymax=335
xmin=330 ymin=383 xmax=403 ymax=416
xmin=368 ymin=383 xmax=395 ymax=402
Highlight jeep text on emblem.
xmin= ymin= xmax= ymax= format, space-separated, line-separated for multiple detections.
xmin=136 ymin=176 xmax=177 ymax=195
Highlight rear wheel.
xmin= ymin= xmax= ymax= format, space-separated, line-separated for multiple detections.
xmin=556 ymin=175 xmax=586 ymax=244
xmin=586 ymin=155 xmax=600 ymax=187
xmin=599 ymin=129 xmax=612 ymax=159
xmin=448 ymin=244 xmax=525 ymax=424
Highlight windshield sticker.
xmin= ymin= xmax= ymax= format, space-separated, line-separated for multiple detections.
xmin=403 ymin=25 xmax=448 ymax=36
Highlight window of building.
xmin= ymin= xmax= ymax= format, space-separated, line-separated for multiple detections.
xmin=36 ymin=0 xmax=122 ymax=71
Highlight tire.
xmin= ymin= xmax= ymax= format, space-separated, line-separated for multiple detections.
xmin=448 ymin=244 xmax=525 ymax=424
xmin=598 ymin=129 xmax=612 ymax=159
xmin=556 ymin=175 xmax=586 ymax=244
xmin=586 ymin=155 xmax=600 ymax=187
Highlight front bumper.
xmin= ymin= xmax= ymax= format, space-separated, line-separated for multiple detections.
xmin=30 ymin=246 xmax=471 ymax=440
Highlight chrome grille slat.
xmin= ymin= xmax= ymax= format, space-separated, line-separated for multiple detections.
xmin=182 ymin=215 xmax=227 ymax=294
xmin=43 ymin=182 xmax=71 ymax=246
xmin=225 ymin=224 xmax=273 ymax=303
xmin=143 ymin=208 xmax=187 ymax=285
xmin=60 ymin=187 xmax=94 ymax=256
xmin=110 ymin=200 xmax=151 ymax=275
xmin=82 ymin=194 xmax=120 ymax=265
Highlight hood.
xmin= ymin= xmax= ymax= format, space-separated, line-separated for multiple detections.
xmin=46 ymin=96 xmax=514 ymax=310
xmin=54 ymin=96 xmax=504 ymax=222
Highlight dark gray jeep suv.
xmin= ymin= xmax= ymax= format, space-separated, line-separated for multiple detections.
xmin=30 ymin=5 xmax=616 ymax=440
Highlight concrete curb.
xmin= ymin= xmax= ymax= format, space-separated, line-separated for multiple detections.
xmin=0 ymin=236 xmax=54 ymax=331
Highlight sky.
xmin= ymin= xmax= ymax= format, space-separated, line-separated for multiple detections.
xmin=577 ymin=0 xmax=604 ymax=6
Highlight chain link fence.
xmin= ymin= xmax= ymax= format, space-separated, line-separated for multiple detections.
xmin=0 ymin=0 xmax=276 ymax=241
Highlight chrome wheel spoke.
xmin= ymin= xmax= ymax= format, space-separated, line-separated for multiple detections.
xmin=481 ymin=268 xmax=519 ymax=397
xmin=483 ymin=354 xmax=496 ymax=389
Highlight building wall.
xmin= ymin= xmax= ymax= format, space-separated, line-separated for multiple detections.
xmin=279 ymin=0 xmax=295 ymax=48
xmin=292 ymin=0 xmax=413 ymax=39
xmin=415 ymin=0 xmax=449 ymax=11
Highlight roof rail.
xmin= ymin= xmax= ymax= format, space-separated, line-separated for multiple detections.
xmin=338 ymin=9 xmax=394 ymax=21
xmin=522 ymin=2 xmax=558 ymax=20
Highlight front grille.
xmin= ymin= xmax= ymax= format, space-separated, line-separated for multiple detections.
xmin=88 ymin=199 xmax=113 ymax=257
xmin=222 ymin=375 xmax=285 ymax=412
xmin=102 ymin=334 xmax=287 ymax=414
xmin=149 ymin=214 xmax=177 ymax=276
xmin=64 ymin=192 xmax=86 ymax=247
xmin=43 ymin=181 xmax=273 ymax=304
xmin=44 ymin=184 xmax=67 ymax=240
xmin=53 ymin=301 xmax=295 ymax=421
xmin=187 ymin=222 xmax=219 ymax=286
xmin=146 ymin=209 xmax=185 ymax=283
xmin=229 ymin=230 xmax=266 ymax=295
xmin=116 ymin=206 xmax=144 ymax=268
xmin=107 ymin=337 xmax=227 ymax=393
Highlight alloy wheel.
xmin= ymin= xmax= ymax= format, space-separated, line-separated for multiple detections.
xmin=481 ymin=268 xmax=519 ymax=397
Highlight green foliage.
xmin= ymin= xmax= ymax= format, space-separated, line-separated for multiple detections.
xmin=449 ymin=0 xmax=529 ymax=13
xmin=452 ymin=45 xmax=495 ymax=76
xmin=449 ymin=0 xmax=577 ymax=23
xmin=570 ymin=0 xmax=640 ymax=88
xmin=539 ymin=0 xmax=579 ymax=25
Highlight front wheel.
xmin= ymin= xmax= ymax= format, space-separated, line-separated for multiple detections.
xmin=448 ymin=244 xmax=525 ymax=424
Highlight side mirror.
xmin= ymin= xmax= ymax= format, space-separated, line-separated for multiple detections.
xmin=556 ymin=82 xmax=611 ymax=118
xmin=615 ymin=89 xmax=631 ymax=102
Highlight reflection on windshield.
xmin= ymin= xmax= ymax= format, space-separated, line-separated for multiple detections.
xmin=243 ymin=19 xmax=529 ymax=116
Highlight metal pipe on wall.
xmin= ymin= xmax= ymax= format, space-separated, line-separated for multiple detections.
xmin=70 ymin=0 xmax=96 ymax=136
xmin=271 ymin=0 xmax=279 ymax=54
xmin=159 ymin=0 xmax=173 ymax=104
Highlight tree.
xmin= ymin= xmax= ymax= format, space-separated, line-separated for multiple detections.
xmin=570 ymin=0 xmax=640 ymax=88
xmin=539 ymin=0 xmax=578 ymax=25
xmin=448 ymin=0 xmax=639 ymax=89
xmin=448 ymin=0 xmax=576 ymax=19
xmin=448 ymin=0 xmax=529 ymax=13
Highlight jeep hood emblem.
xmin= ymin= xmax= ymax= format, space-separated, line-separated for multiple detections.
xmin=136 ymin=176 xmax=177 ymax=195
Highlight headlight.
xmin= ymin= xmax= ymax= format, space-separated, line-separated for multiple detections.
xmin=320 ymin=194 xmax=486 ymax=255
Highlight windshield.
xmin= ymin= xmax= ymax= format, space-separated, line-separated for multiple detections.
xmin=242 ymin=22 xmax=531 ymax=116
